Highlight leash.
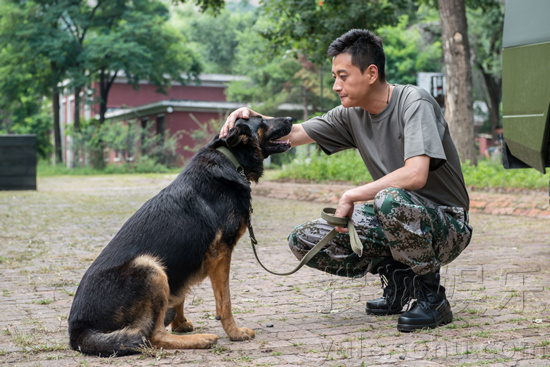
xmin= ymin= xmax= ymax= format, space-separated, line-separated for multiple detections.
xmin=248 ymin=207 xmax=363 ymax=276
xmin=216 ymin=146 xmax=363 ymax=276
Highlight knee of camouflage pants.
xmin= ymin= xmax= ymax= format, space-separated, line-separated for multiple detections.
xmin=373 ymin=187 xmax=472 ymax=275
xmin=287 ymin=217 xmax=372 ymax=278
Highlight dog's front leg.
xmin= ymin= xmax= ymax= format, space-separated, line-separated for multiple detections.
xmin=170 ymin=299 xmax=194 ymax=333
xmin=207 ymin=247 xmax=255 ymax=341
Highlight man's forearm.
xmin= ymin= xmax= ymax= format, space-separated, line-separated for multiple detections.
xmin=282 ymin=124 xmax=315 ymax=147
xmin=340 ymin=155 xmax=430 ymax=205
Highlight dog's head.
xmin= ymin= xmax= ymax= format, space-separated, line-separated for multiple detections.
xmin=225 ymin=116 xmax=293 ymax=158
xmin=219 ymin=116 xmax=292 ymax=182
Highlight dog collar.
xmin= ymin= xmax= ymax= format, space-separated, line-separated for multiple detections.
xmin=216 ymin=146 xmax=248 ymax=181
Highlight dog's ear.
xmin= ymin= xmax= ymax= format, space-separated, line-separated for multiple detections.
xmin=226 ymin=123 xmax=252 ymax=147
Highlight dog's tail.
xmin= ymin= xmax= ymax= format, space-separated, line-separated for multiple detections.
xmin=70 ymin=326 xmax=149 ymax=357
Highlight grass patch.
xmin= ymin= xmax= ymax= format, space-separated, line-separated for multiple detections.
xmin=278 ymin=149 xmax=371 ymax=184
xmin=37 ymin=158 xmax=180 ymax=177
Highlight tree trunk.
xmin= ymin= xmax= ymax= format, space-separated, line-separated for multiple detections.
xmin=71 ymin=86 xmax=82 ymax=168
xmin=302 ymin=84 xmax=308 ymax=121
xmin=51 ymin=62 xmax=63 ymax=165
xmin=480 ymin=68 xmax=502 ymax=138
xmin=438 ymin=0 xmax=477 ymax=165
xmin=74 ymin=86 xmax=81 ymax=130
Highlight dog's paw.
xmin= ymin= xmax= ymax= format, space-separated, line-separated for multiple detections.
xmin=171 ymin=319 xmax=194 ymax=333
xmin=197 ymin=334 xmax=218 ymax=348
xmin=229 ymin=327 xmax=255 ymax=341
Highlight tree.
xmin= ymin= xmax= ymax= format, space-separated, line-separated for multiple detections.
xmin=0 ymin=0 xmax=209 ymax=166
xmin=468 ymin=1 xmax=504 ymax=138
xmin=170 ymin=4 xmax=248 ymax=74
xmin=0 ymin=0 xmax=111 ymax=163
xmin=225 ymin=16 xmax=338 ymax=119
xmin=83 ymin=0 xmax=201 ymax=127
xmin=0 ymin=47 xmax=53 ymax=158
xmin=0 ymin=0 xmax=76 ymax=163
xmin=59 ymin=0 xmax=107 ymax=131
xmin=438 ymin=0 xmax=477 ymax=164
xmin=0 ymin=8 xmax=53 ymax=158
xmin=257 ymin=0 xmax=408 ymax=64
xmin=377 ymin=14 xmax=442 ymax=85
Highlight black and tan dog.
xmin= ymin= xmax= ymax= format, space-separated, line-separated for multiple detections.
xmin=68 ymin=116 xmax=293 ymax=356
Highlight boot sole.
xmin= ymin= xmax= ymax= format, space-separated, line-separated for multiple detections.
xmin=396 ymin=311 xmax=453 ymax=332
xmin=366 ymin=308 xmax=403 ymax=316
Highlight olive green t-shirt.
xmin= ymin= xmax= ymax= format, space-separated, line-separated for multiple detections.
xmin=301 ymin=84 xmax=469 ymax=210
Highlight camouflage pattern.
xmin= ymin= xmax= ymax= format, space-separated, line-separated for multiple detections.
xmin=288 ymin=188 xmax=473 ymax=277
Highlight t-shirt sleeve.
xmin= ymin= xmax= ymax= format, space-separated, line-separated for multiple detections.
xmin=402 ymin=99 xmax=447 ymax=170
xmin=301 ymin=107 xmax=356 ymax=155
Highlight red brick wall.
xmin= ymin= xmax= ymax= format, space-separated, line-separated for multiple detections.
xmin=96 ymin=82 xmax=227 ymax=110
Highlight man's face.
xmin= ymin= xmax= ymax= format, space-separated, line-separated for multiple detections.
xmin=331 ymin=53 xmax=371 ymax=108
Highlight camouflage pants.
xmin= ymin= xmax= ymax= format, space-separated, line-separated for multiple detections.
xmin=288 ymin=188 xmax=473 ymax=277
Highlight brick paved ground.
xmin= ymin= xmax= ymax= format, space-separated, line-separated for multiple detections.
xmin=1 ymin=175 xmax=549 ymax=366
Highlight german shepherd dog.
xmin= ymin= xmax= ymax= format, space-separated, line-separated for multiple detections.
xmin=68 ymin=116 xmax=293 ymax=356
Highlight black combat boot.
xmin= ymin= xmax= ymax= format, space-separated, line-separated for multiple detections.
xmin=366 ymin=258 xmax=415 ymax=316
xmin=397 ymin=271 xmax=453 ymax=332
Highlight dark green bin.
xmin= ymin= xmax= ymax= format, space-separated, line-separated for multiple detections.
xmin=0 ymin=135 xmax=37 ymax=190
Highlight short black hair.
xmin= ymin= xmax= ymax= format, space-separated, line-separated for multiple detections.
xmin=327 ymin=29 xmax=386 ymax=82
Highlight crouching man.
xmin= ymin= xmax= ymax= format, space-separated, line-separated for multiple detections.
xmin=220 ymin=29 xmax=472 ymax=331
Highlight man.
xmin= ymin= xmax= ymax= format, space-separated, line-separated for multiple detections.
xmin=220 ymin=29 xmax=472 ymax=332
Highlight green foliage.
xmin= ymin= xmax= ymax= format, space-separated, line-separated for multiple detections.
xmin=226 ymin=50 xmax=304 ymax=115
xmin=84 ymin=0 xmax=202 ymax=125
xmin=226 ymin=16 xmax=338 ymax=115
xmin=0 ymin=2 xmax=54 ymax=158
xmin=174 ymin=0 xmax=226 ymax=15
xmin=170 ymin=4 xmax=253 ymax=74
xmin=37 ymin=156 xmax=175 ymax=176
xmin=257 ymin=0 xmax=408 ymax=64
xmin=169 ymin=4 xmax=337 ymax=116
xmin=461 ymin=160 xmax=550 ymax=190
xmin=377 ymin=13 xmax=442 ymax=84
xmin=180 ymin=114 xmax=224 ymax=153
xmin=4 ymin=104 xmax=53 ymax=159
xmin=278 ymin=147 xmax=372 ymax=184
xmin=467 ymin=1 xmax=504 ymax=132
xmin=0 ymin=0 xmax=203 ymax=159
xmin=65 ymin=119 xmax=181 ymax=171
xmin=277 ymin=148 xmax=550 ymax=190
xmin=468 ymin=3 xmax=503 ymax=79
xmin=226 ymin=3 xmax=441 ymax=114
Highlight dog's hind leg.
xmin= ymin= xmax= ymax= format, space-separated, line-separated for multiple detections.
xmin=151 ymin=314 xmax=217 ymax=350
xmin=134 ymin=257 xmax=218 ymax=349
xmin=206 ymin=244 xmax=255 ymax=341
xmin=151 ymin=297 xmax=217 ymax=350
xmin=170 ymin=299 xmax=194 ymax=333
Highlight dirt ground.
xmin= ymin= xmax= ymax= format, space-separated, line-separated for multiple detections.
xmin=1 ymin=174 xmax=549 ymax=366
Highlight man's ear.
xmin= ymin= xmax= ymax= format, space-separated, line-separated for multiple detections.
xmin=366 ymin=64 xmax=380 ymax=85
xmin=225 ymin=124 xmax=250 ymax=147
